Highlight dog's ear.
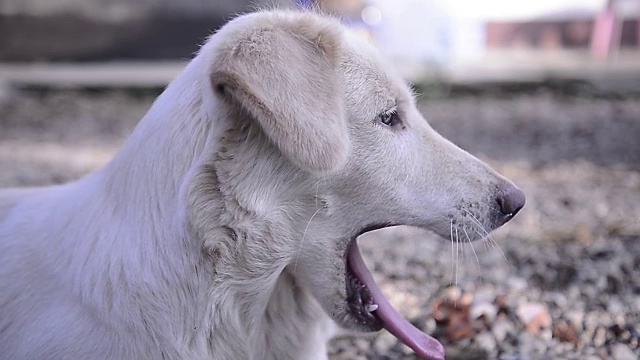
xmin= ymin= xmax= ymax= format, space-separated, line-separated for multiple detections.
xmin=210 ymin=17 xmax=349 ymax=175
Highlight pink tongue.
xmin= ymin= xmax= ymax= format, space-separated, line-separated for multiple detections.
xmin=347 ymin=240 xmax=445 ymax=360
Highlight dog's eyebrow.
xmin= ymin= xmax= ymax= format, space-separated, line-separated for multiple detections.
xmin=380 ymin=97 xmax=397 ymax=111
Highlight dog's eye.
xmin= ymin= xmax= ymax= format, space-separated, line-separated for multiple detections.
xmin=377 ymin=108 xmax=401 ymax=127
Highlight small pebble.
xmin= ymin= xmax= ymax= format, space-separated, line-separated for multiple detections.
xmin=373 ymin=332 xmax=396 ymax=354
xmin=610 ymin=343 xmax=637 ymax=360
xmin=475 ymin=332 xmax=497 ymax=352
xmin=553 ymin=319 xmax=579 ymax=344
xmin=492 ymin=317 xmax=515 ymax=342
xmin=516 ymin=302 xmax=551 ymax=334
xmin=470 ymin=302 xmax=498 ymax=324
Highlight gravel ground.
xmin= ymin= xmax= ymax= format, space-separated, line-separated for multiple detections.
xmin=1 ymin=89 xmax=639 ymax=360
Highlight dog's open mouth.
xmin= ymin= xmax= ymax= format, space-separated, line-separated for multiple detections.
xmin=345 ymin=228 xmax=445 ymax=360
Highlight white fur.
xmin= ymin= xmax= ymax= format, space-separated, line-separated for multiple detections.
xmin=0 ymin=10 xmax=521 ymax=360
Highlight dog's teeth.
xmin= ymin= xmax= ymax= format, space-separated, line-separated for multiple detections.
xmin=366 ymin=304 xmax=378 ymax=312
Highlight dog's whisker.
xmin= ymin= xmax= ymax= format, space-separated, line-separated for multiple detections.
xmin=461 ymin=209 xmax=485 ymax=230
xmin=462 ymin=229 xmax=469 ymax=265
xmin=462 ymin=209 xmax=493 ymax=238
xmin=462 ymin=226 xmax=480 ymax=268
xmin=450 ymin=219 xmax=454 ymax=285
xmin=293 ymin=206 xmax=324 ymax=273
xmin=490 ymin=237 xmax=510 ymax=264
xmin=465 ymin=218 xmax=507 ymax=264
xmin=455 ymin=226 xmax=460 ymax=286
xmin=471 ymin=221 xmax=508 ymax=264
xmin=460 ymin=233 xmax=465 ymax=264
xmin=462 ymin=211 xmax=504 ymax=262
xmin=477 ymin=226 xmax=496 ymax=245
xmin=472 ymin=228 xmax=490 ymax=253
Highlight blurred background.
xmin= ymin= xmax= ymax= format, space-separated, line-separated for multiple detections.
xmin=1 ymin=1 xmax=639 ymax=359
xmin=2 ymin=0 xmax=640 ymax=86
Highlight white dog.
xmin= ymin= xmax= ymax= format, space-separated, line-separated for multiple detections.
xmin=0 ymin=10 xmax=524 ymax=360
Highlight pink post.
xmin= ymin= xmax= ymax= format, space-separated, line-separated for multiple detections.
xmin=634 ymin=0 xmax=640 ymax=47
xmin=590 ymin=0 xmax=617 ymax=59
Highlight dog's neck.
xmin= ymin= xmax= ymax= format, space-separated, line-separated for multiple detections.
xmin=181 ymin=117 xmax=337 ymax=358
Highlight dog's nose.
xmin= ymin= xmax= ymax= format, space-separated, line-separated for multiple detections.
xmin=497 ymin=184 xmax=525 ymax=217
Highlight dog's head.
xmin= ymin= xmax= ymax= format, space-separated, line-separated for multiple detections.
xmin=201 ymin=11 xmax=524 ymax=360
